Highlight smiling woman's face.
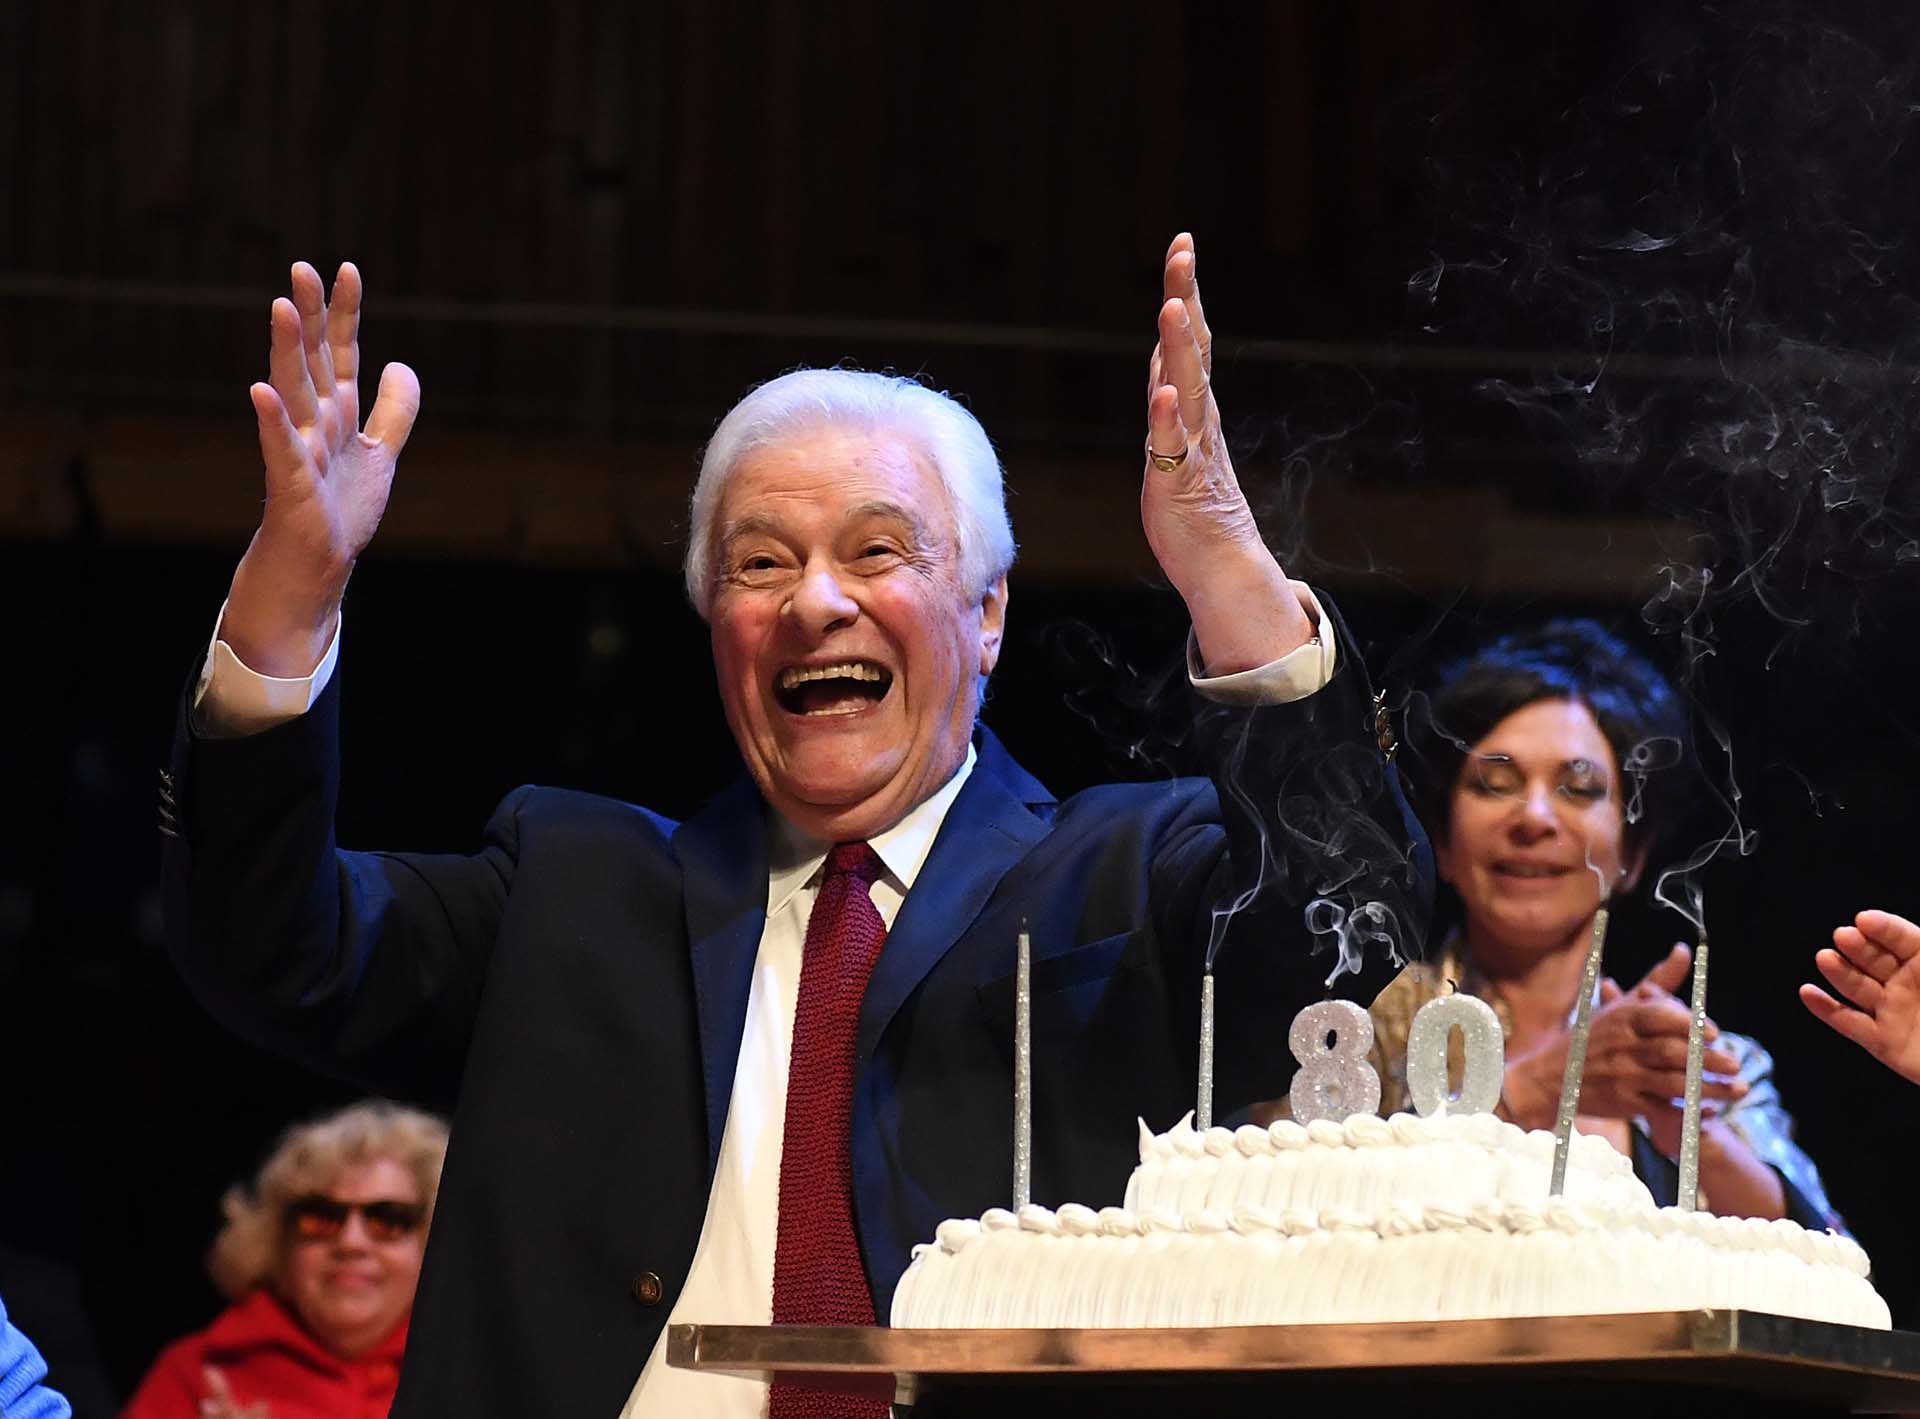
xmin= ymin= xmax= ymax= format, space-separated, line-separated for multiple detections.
xmin=279 ymin=1157 xmax=425 ymax=1360
xmin=1437 ymin=696 xmax=1630 ymax=958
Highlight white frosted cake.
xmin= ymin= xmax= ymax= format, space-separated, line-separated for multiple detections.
xmin=890 ymin=1112 xmax=1890 ymax=1330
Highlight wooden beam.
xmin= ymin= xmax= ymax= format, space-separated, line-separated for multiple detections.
xmin=0 ymin=410 xmax=1682 ymax=598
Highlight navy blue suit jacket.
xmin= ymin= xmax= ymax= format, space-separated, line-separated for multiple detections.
xmin=163 ymin=618 xmax=1429 ymax=1419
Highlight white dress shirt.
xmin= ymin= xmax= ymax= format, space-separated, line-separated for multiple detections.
xmin=192 ymin=588 xmax=1337 ymax=1417
xmin=620 ymin=745 xmax=976 ymax=1418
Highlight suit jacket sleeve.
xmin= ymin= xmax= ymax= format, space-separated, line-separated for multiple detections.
xmin=1153 ymin=592 xmax=1433 ymax=1117
xmin=162 ymin=657 xmax=519 ymax=1107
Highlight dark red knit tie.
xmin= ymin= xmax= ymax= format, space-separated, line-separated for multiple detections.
xmin=771 ymin=842 xmax=890 ymax=1419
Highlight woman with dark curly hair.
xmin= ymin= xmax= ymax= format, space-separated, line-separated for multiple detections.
xmin=1377 ymin=618 xmax=1843 ymax=1227
xmin=122 ymin=1101 xmax=447 ymax=1419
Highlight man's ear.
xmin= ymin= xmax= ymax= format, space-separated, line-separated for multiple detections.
xmin=978 ymin=575 xmax=1008 ymax=676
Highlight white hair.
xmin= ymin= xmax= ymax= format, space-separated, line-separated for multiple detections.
xmin=683 ymin=368 xmax=1016 ymax=617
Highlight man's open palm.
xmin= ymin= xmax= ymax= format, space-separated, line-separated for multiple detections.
xmin=225 ymin=262 xmax=418 ymax=676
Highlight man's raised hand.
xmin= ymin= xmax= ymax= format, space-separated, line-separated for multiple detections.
xmin=1801 ymin=909 xmax=1920 ymax=1086
xmin=222 ymin=262 xmax=419 ymax=677
xmin=1142 ymin=233 xmax=1313 ymax=676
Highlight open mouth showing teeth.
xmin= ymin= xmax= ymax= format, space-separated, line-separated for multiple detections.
xmin=773 ymin=661 xmax=894 ymax=717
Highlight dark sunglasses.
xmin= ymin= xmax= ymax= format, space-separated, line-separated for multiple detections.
xmin=285 ymin=1195 xmax=424 ymax=1244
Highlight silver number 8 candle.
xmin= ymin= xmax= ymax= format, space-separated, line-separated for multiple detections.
xmin=1287 ymin=999 xmax=1381 ymax=1125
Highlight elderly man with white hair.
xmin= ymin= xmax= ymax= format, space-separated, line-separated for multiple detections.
xmin=163 ymin=234 xmax=1430 ymax=1419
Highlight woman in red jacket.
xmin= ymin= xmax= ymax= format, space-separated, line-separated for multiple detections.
xmin=124 ymin=1101 xmax=448 ymax=1419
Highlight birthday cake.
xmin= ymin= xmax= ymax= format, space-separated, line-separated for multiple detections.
xmin=888 ymin=1111 xmax=1891 ymax=1329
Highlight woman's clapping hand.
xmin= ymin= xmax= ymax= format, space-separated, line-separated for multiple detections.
xmin=1505 ymin=944 xmax=1747 ymax=1133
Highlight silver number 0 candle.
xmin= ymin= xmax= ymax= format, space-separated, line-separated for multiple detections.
xmin=1405 ymin=992 xmax=1505 ymax=1116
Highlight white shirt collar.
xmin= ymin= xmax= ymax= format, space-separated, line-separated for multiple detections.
xmin=765 ymin=742 xmax=979 ymax=917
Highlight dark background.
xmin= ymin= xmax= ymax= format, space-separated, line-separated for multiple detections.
xmin=6 ymin=2 xmax=1920 ymax=1410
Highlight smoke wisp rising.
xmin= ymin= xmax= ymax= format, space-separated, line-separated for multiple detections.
xmin=1415 ymin=4 xmax=1920 ymax=923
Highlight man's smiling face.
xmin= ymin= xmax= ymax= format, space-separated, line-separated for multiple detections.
xmin=707 ymin=423 xmax=1006 ymax=842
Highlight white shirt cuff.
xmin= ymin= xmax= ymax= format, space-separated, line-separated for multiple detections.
xmin=1187 ymin=584 xmax=1338 ymax=705
xmin=191 ymin=601 xmax=341 ymax=739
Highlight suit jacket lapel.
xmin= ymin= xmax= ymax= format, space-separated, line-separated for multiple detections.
xmin=856 ymin=728 xmax=1054 ymax=1062
xmin=674 ymin=773 xmax=770 ymax=1175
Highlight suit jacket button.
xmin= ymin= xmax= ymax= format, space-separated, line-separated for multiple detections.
xmin=631 ymin=1271 xmax=664 ymax=1306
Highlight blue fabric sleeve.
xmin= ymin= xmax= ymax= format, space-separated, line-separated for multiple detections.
xmin=0 ymin=1291 xmax=72 ymax=1419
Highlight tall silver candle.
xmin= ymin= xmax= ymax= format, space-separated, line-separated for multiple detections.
xmin=1677 ymin=933 xmax=1709 ymax=1211
xmin=1548 ymin=903 xmax=1611 ymax=1195
xmin=1196 ymin=970 xmax=1216 ymax=1129
xmin=1013 ymin=925 xmax=1032 ymax=1210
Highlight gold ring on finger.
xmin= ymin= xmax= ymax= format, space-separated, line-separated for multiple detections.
xmin=1146 ymin=438 xmax=1189 ymax=472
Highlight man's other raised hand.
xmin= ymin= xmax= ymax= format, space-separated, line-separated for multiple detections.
xmin=222 ymin=262 xmax=419 ymax=678
xmin=1142 ymin=233 xmax=1314 ymax=676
